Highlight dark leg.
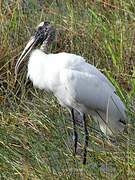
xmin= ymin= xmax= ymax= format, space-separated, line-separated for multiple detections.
xmin=83 ymin=113 xmax=89 ymax=165
xmin=71 ymin=109 xmax=78 ymax=155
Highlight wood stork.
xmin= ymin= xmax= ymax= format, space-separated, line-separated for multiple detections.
xmin=15 ymin=21 xmax=127 ymax=164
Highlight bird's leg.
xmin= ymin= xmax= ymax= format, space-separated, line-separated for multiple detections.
xmin=71 ymin=109 xmax=78 ymax=156
xmin=83 ymin=113 xmax=89 ymax=165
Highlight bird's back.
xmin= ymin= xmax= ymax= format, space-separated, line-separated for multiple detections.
xmin=49 ymin=52 xmax=115 ymax=90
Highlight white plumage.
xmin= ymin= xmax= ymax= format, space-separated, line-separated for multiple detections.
xmin=28 ymin=49 xmax=126 ymax=135
xmin=15 ymin=21 xmax=127 ymax=164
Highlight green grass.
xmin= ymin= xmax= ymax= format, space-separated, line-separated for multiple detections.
xmin=0 ymin=0 xmax=135 ymax=179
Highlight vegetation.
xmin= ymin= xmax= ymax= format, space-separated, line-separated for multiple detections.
xmin=0 ymin=0 xmax=135 ymax=179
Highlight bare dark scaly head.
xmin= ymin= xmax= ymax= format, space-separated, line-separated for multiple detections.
xmin=15 ymin=21 xmax=55 ymax=77
xmin=34 ymin=21 xmax=55 ymax=48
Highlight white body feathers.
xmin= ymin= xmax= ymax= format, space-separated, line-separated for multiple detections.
xmin=28 ymin=49 xmax=126 ymax=135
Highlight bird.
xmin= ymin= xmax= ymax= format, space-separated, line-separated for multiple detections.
xmin=15 ymin=21 xmax=127 ymax=165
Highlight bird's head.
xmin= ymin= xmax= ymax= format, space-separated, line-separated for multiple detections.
xmin=15 ymin=21 xmax=55 ymax=76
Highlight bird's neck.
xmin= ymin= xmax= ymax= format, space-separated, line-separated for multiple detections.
xmin=40 ymin=41 xmax=48 ymax=53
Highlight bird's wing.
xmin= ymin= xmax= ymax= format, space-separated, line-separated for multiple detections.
xmin=50 ymin=52 xmax=115 ymax=91
xmin=55 ymin=53 xmax=115 ymax=91
xmin=72 ymin=61 xmax=116 ymax=91
xmin=56 ymin=69 xmax=126 ymax=136
xmin=58 ymin=69 xmax=115 ymax=112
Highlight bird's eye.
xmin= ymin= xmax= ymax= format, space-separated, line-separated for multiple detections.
xmin=38 ymin=26 xmax=43 ymax=31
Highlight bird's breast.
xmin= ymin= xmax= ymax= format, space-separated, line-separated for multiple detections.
xmin=27 ymin=49 xmax=62 ymax=91
xmin=27 ymin=50 xmax=49 ymax=90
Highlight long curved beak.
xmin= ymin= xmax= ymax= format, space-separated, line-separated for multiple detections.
xmin=15 ymin=36 xmax=38 ymax=77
